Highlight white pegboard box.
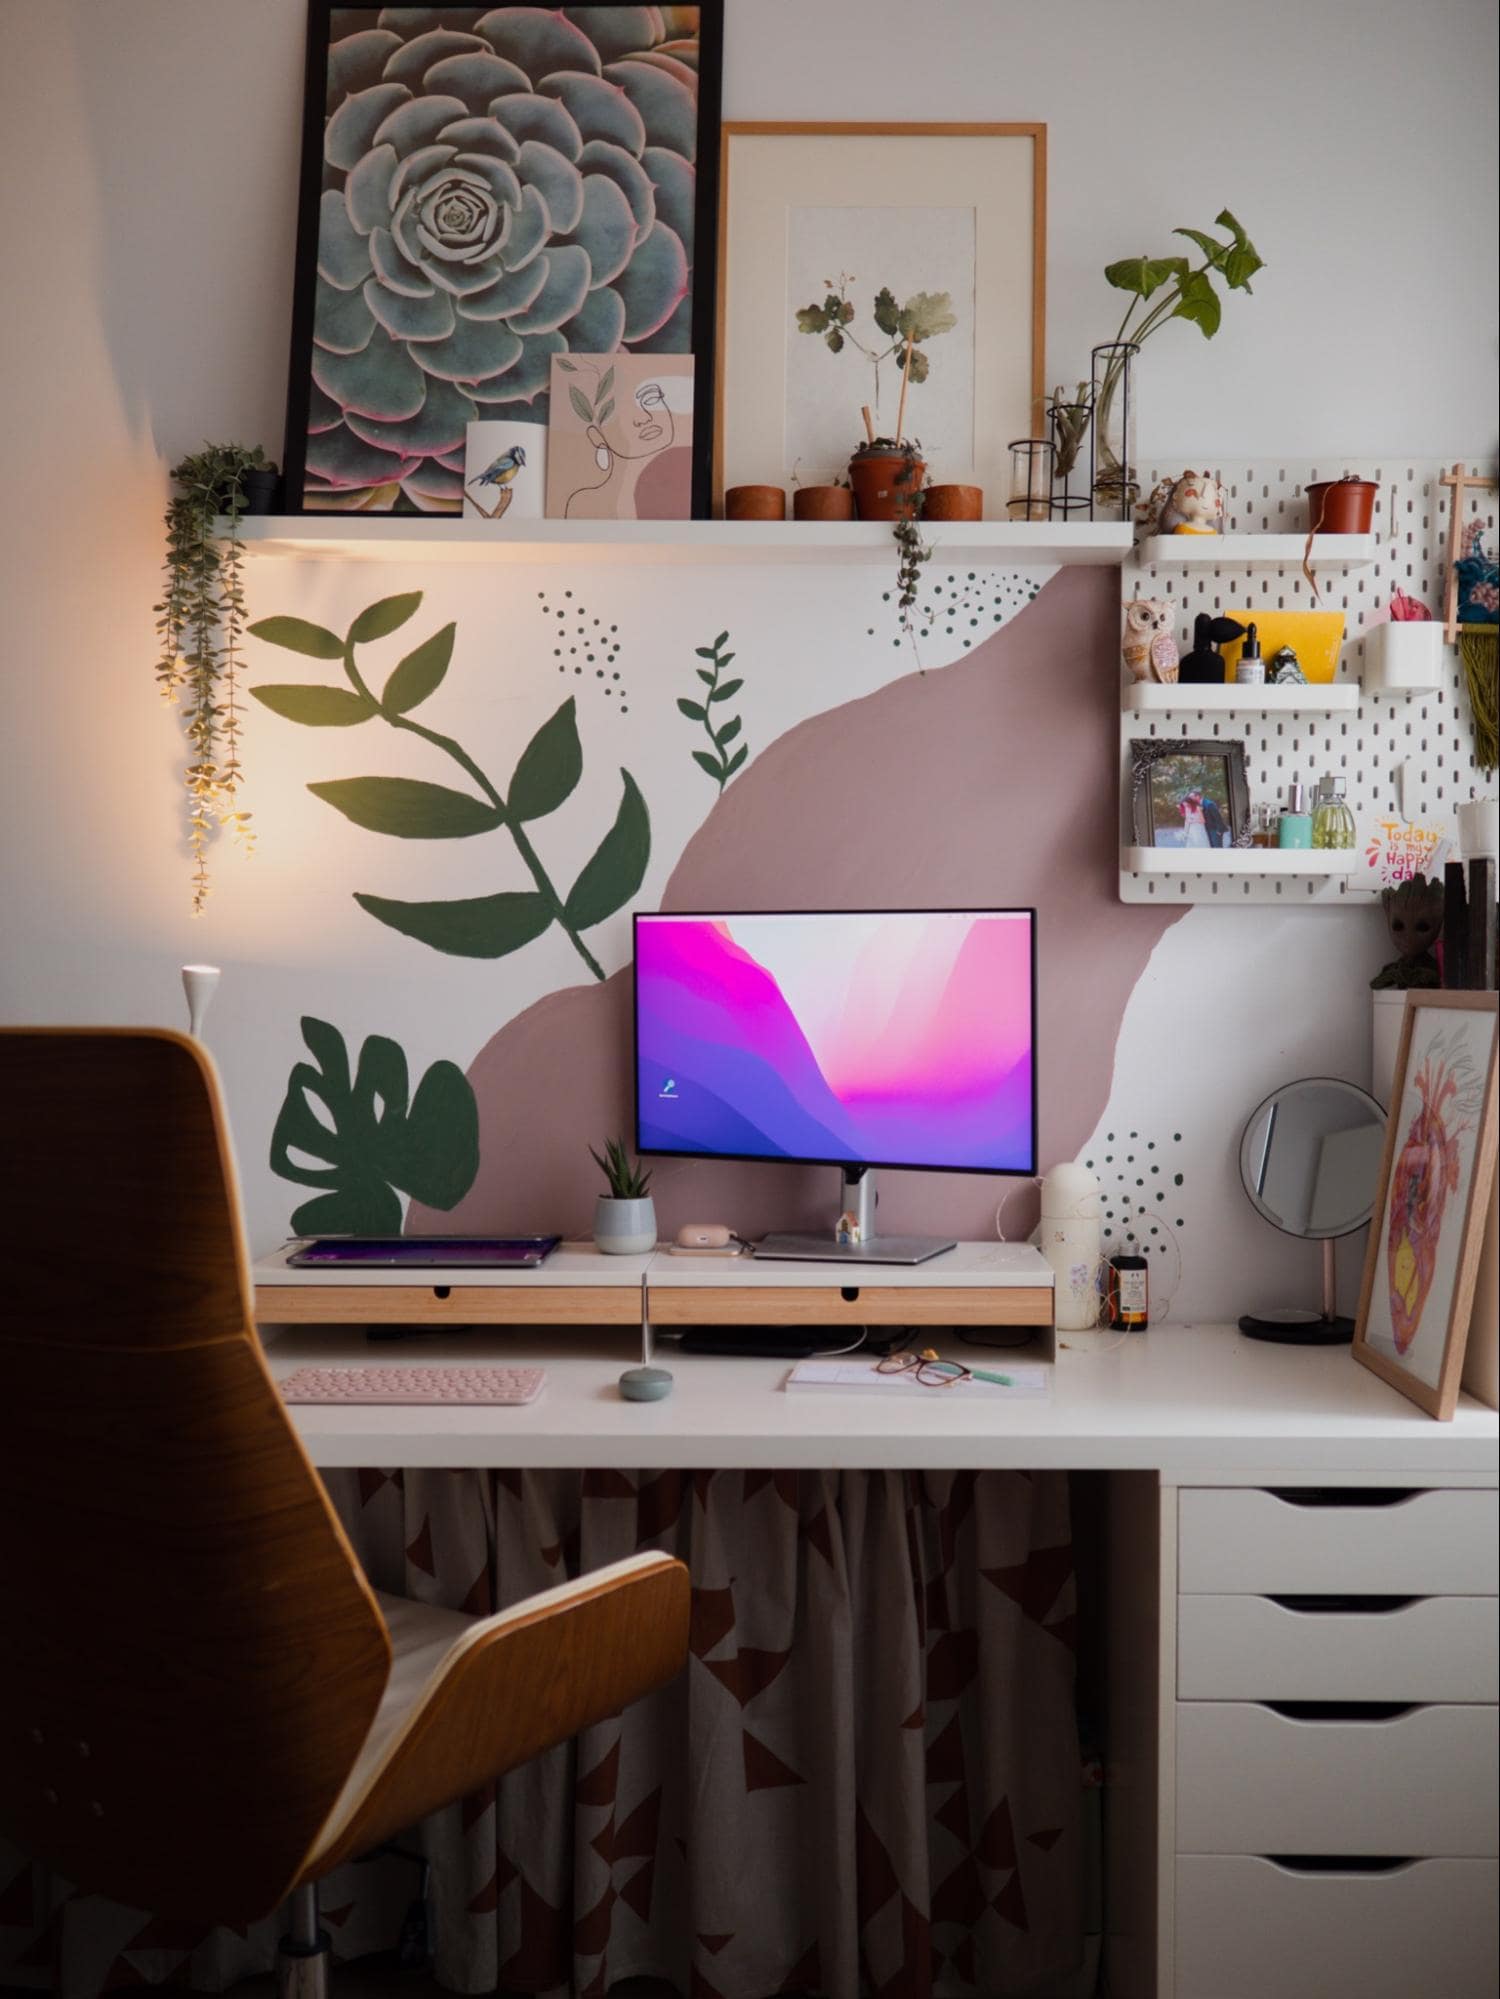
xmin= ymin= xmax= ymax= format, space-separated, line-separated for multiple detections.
xmin=1119 ymin=459 xmax=1495 ymax=906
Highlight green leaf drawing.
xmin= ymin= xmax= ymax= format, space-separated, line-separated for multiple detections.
xmin=905 ymin=347 xmax=930 ymax=385
xmin=382 ymin=621 xmax=455 ymax=714
xmin=872 ymin=287 xmax=900 ymax=336
xmin=696 ymin=667 xmax=715 ymax=685
xmin=725 ymin=745 xmax=748 ymax=776
xmin=796 ymin=303 xmax=830 ymax=333
xmin=824 ymin=329 xmax=844 ymax=353
xmin=248 ymin=615 xmax=345 ymax=659
xmin=557 ymin=357 xmax=577 ymax=373
xmin=565 ymin=772 xmax=650 ymax=930
xmin=568 ymin=384 xmax=594 ymax=425
xmin=598 ymin=365 xmax=615 ymax=400
xmin=898 ymin=290 xmax=956 ymax=342
xmin=676 ymin=697 xmax=706 ymax=721
xmin=714 ymin=716 xmax=742 ymax=747
xmin=711 ymin=677 xmax=743 ymax=702
xmin=349 ymin=592 xmax=422 ymax=644
xmin=251 ymin=684 xmax=377 ymax=726
xmin=679 ymin=630 xmax=749 ymax=793
xmin=308 ymin=776 xmax=502 ymax=839
xmin=596 ymin=398 xmax=616 ymax=424
xmin=354 ymin=888 xmax=554 ymax=958
xmin=692 ymin=750 xmax=723 ymax=781
xmin=270 ymin=1015 xmax=479 ymax=1235
xmin=506 ymin=698 xmax=583 ymax=822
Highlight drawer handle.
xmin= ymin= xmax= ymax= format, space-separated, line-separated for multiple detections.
xmin=433 ymin=1285 xmax=452 ymax=1301
xmin=1266 ymin=1487 xmax=1419 ymax=1508
xmin=1269 ymin=1594 xmax=1422 ymax=1616
xmin=1264 ymin=1855 xmax=1417 ymax=1875
xmin=840 ymin=1287 xmax=860 ymax=1303
xmin=1265 ymin=1700 xmax=1416 ymax=1723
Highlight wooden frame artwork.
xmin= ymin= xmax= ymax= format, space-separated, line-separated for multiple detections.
xmin=1353 ymin=991 xmax=1499 ymax=1420
xmin=282 ymin=3 xmax=724 ymax=516
xmin=714 ymin=122 xmax=1046 ymax=512
xmin=1129 ymin=738 xmax=1249 ymax=850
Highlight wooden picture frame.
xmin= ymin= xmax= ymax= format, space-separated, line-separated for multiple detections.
xmin=713 ymin=122 xmax=1046 ymax=513
xmin=1353 ymin=991 xmax=1499 ymax=1420
xmin=1128 ymin=738 xmax=1249 ymax=850
xmin=282 ymin=2 xmax=723 ymax=517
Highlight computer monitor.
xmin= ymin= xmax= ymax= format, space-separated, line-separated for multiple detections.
xmin=633 ymin=909 xmax=1037 ymax=1263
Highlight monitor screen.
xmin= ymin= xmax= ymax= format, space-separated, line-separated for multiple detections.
xmin=634 ymin=910 xmax=1036 ymax=1176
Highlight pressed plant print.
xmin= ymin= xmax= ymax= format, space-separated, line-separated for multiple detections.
xmin=249 ymin=591 xmax=649 ymax=980
xmin=679 ymin=629 xmax=746 ymax=790
xmin=296 ymin=5 xmax=705 ymax=511
xmin=270 ymin=1015 xmax=479 ymax=1234
xmin=794 ymin=274 xmax=957 ymax=402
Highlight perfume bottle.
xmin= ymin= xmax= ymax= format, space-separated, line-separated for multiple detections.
xmin=1312 ymin=773 xmax=1356 ymax=849
xmin=1248 ymin=802 xmax=1278 ymax=848
xmin=1277 ymin=780 xmax=1313 ymax=850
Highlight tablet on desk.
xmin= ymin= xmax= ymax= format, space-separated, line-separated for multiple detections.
xmin=286 ymin=1235 xmax=560 ymax=1269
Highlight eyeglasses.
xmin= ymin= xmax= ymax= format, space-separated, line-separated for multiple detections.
xmin=875 ymin=1347 xmax=973 ymax=1388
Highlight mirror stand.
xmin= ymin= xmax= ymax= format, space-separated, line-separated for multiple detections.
xmin=1239 ymin=1238 xmax=1355 ymax=1345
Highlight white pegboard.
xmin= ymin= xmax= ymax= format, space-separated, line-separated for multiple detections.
xmin=1119 ymin=459 xmax=1496 ymax=903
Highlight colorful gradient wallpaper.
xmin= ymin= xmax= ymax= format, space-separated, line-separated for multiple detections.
xmin=635 ymin=912 xmax=1035 ymax=1172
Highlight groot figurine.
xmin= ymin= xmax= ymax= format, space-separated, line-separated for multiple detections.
xmin=1370 ymin=873 xmax=1445 ymax=989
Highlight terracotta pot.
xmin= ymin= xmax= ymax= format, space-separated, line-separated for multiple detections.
xmin=724 ymin=483 xmax=786 ymax=521
xmin=1305 ymin=477 xmax=1378 ymax=535
xmin=848 ymin=448 xmax=925 ymax=521
xmin=924 ymin=483 xmax=983 ymax=522
xmin=793 ymin=484 xmax=855 ymax=522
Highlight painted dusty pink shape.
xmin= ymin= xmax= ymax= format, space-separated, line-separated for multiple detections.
xmin=632 ymin=443 xmax=692 ymax=519
xmin=411 ymin=568 xmax=1185 ymax=1242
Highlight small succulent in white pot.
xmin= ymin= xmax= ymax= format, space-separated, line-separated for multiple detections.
xmin=589 ymin=1137 xmax=657 ymax=1254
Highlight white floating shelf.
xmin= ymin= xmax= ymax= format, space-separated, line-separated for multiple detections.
xmin=1123 ymin=846 xmax=1358 ymax=876
xmin=228 ymin=517 xmax=1135 ymax=568
xmin=1123 ymin=681 xmax=1361 ymax=715
xmin=1139 ymin=533 xmax=1377 ymax=568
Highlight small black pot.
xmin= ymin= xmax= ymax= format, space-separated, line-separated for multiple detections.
xmin=239 ymin=468 xmax=282 ymax=514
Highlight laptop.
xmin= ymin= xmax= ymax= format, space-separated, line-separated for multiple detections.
xmin=286 ymin=1235 xmax=560 ymax=1270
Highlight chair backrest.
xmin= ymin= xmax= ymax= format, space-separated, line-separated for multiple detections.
xmin=0 ymin=1029 xmax=391 ymax=1923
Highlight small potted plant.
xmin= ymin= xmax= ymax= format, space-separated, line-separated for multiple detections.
xmin=791 ymin=464 xmax=854 ymax=522
xmin=589 ymin=1137 xmax=657 ymax=1254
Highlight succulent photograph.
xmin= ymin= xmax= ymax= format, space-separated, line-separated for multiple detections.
xmin=291 ymin=5 xmax=712 ymax=511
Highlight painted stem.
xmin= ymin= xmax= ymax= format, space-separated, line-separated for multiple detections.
xmin=341 ymin=645 xmax=608 ymax=983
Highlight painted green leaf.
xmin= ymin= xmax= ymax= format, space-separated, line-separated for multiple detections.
xmin=349 ymin=592 xmax=423 ymax=644
xmin=676 ymin=697 xmax=706 ymax=721
xmin=354 ymin=888 xmax=554 ymax=958
xmin=714 ymin=715 xmax=742 ymax=748
xmin=269 ymin=1015 xmax=480 ymax=1235
xmin=248 ymin=615 xmax=345 ymax=659
xmin=906 ymin=347 xmax=930 ymax=385
xmin=308 ymin=776 xmax=502 ymax=838
xmin=382 ymin=621 xmax=455 ymax=714
xmin=708 ymin=678 xmax=742 ymax=702
xmin=725 ymin=745 xmax=748 ymax=776
xmin=598 ymin=365 xmax=615 ymax=400
xmin=824 ymin=328 xmax=844 ymax=354
xmin=872 ymin=286 xmax=900 ymax=336
xmin=696 ymin=667 xmax=715 ymax=684
xmin=596 ymin=399 xmax=615 ymax=425
xmin=251 ymin=683 xmax=377 ymax=726
xmin=506 ymin=698 xmax=582 ymax=821
xmin=713 ymin=631 xmax=729 ymax=650
xmin=564 ymin=770 xmax=650 ymax=930
xmin=693 ymin=646 xmax=718 ymax=659
xmin=692 ymin=749 xmax=725 ymax=782
xmin=898 ymin=290 xmax=956 ymax=342
xmin=1172 ymin=270 xmax=1222 ymax=337
xmin=557 ymin=357 xmax=577 ymax=372
xmin=713 ymin=651 xmax=735 ymax=668
xmin=569 ymin=384 xmax=594 ymax=424
xmin=795 ymin=303 xmax=830 ymax=333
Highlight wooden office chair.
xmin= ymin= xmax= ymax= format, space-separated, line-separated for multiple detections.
xmin=0 ymin=1028 xmax=689 ymax=1995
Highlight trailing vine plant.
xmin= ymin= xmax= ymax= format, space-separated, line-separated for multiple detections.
xmin=679 ymin=631 xmax=748 ymax=791
xmin=249 ymin=592 xmax=649 ymax=980
xmin=154 ymin=444 xmax=273 ymax=912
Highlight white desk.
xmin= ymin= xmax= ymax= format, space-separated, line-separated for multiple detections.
xmin=258 ymin=1286 xmax=1499 ymax=1999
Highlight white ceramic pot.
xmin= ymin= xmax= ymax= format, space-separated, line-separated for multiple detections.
xmin=1457 ymin=795 xmax=1499 ymax=860
xmin=594 ymin=1195 xmax=657 ymax=1255
xmin=1360 ymin=621 xmax=1444 ymax=694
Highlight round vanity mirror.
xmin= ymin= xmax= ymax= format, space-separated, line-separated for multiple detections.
xmin=1237 ymin=1076 xmax=1387 ymax=1344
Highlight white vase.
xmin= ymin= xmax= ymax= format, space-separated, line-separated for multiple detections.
xmin=594 ymin=1195 xmax=657 ymax=1255
xmin=1035 ymin=1160 xmax=1103 ymax=1331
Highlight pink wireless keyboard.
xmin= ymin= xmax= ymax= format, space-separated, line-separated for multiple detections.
xmin=279 ymin=1364 xmax=546 ymax=1406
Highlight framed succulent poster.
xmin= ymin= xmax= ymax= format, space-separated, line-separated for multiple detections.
xmin=714 ymin=123 xmax=1046 ymax=511
xmin=283 ymin=3 xmax=723 ymax=515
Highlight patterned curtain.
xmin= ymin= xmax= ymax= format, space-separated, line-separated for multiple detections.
xmin=0 ymin=1468 xmax=1083 ymax=1999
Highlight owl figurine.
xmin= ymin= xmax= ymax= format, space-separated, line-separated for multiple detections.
xmin=1122 ymin=596 xmax=1179 ymax=683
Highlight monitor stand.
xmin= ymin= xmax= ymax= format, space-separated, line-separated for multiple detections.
xmin=755 ymin=1167 xmax=957 ymax=1268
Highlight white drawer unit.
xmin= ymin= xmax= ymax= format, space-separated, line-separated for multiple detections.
xmin=1177 ymin=1485 xmax=1499 ymax=1596
xmin=1176 ymin=1700 xmax=1499 ymax=1855
xmin=1174 ymin=1854 xmax=1499 ymax=1999
xmin=1177 ymin=1592 xmax=1500 ymax=1703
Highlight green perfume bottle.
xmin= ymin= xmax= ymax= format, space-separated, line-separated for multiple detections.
xmin=1312 ymin=773 xmax=1356 ymax=849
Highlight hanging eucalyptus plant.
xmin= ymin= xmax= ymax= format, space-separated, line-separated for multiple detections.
xmin=154 ymin=443 xmax=274 ymax=913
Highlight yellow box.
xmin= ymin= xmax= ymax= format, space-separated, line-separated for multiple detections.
xmin=1219 ymin=608 xmax=1346 ymax=684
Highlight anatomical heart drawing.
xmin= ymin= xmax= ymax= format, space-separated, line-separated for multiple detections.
xmin=1387 ymin=1046 xmax=1469 ymax=1353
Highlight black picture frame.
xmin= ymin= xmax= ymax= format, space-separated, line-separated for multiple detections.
xmin=281 ymin=3 xmax=723 ymax=518
xmin=1129 ymin=738 xmax=1250 ymax=849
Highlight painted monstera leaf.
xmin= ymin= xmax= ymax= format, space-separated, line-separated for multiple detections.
xmin=270 ymin=1016 xmax=479 ymax=1235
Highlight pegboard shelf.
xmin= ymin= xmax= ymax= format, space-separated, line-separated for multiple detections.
xmin=1123 ymin=683 xmax=1361 ymax=715
xmin=1123 ymin=847 xmax=1358 ymax=877
xmin=225 ymin=517 xmax=1136 ymax=568
xmin=1140 ymin=533 xmax=1377 ymax=568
